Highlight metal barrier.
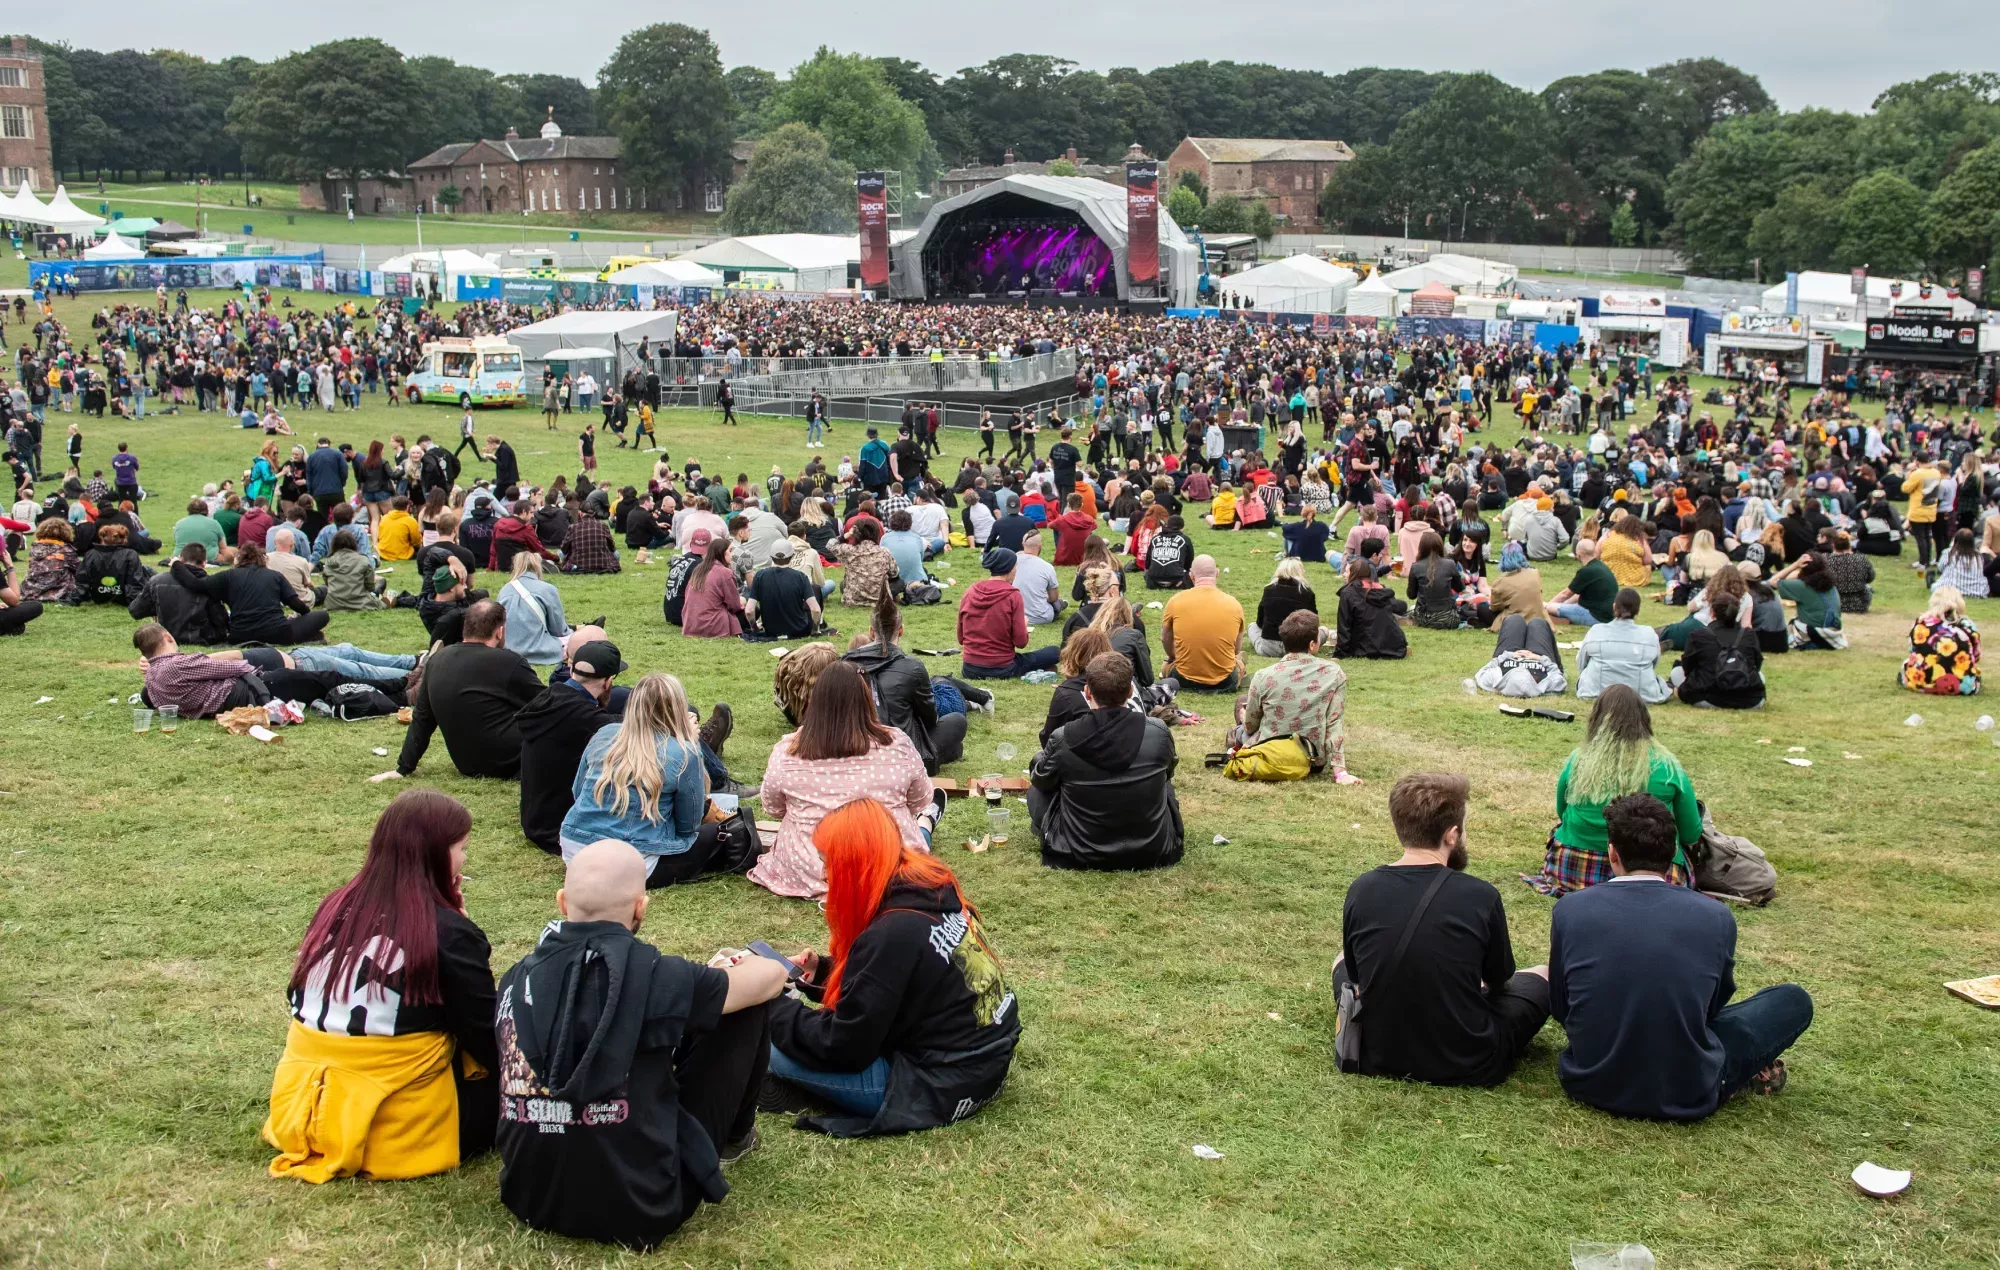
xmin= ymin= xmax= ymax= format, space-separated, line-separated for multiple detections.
xmin=654 ymin=350 xmax=1078 ymax=408
xmin=680 ymin=387 xmax=1089 ymax=432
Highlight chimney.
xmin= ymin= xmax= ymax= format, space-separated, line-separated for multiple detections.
xmin=503 ymin=126 xmax=519 ymax=141
xmin=1002 ymin=146 xmax=1014 ymax=166
xmin=1065 ymin=146 xmax=1077 ymax=162
xmin=9 ymin=36 xmax=25 ymax=52
xmin=1126 ymin=142 xmax=1146 ymax=159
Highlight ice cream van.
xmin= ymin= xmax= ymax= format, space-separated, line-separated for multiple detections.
xmin=406 ymin=336 xmax=527 ymax=407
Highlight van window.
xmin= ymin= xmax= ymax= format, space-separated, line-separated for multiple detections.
xmin=440 ymin=351 xmax=474 ymax=376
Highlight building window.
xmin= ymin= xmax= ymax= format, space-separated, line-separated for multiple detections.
xmin=0 ymin=67 xmax=22 ymax=88
xmin=704 ymin=181 xmax=723 ymax=213
xmin=1 ymin=105 xmax=28 ymax=140
xmin=593 ymin=186 xmax=601 ymax=210
xmin=593 ymin=166 xmax=601 ymax=176
xmin=610 ymin=165 xmax=617 ymax=176
xmin=555 ymin=186 xmax=563 ymax=211
xmin=5 ymin=165 xmax=31 ymax=189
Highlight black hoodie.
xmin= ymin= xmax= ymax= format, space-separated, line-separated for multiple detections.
xmin=515 ymin=679 xmax=613 ymax=853
xmin=1029 ymin=707 xmax=1183 ymax=871
xmin=770 ymin=881 xmax=1020 ymax=1138
xmin=1334 ymin=581 xmax=1409 ymax=660
xmin=843 ymin=641 xmax=943 ymax=772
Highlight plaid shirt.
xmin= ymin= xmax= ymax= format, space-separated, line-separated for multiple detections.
xmin=143 ymin=652 xmax=251 ymax=718
xmin=561 ymin=514 xmax=620 ymax=574
xmin=1523 ymin=830 xmax=1691 ymax=897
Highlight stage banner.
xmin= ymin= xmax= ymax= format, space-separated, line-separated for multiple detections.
xmin=1968 ymin=267 xmax=1986 ymax=302
xmin=856 ymin=172 xmax=889 ymax=290
xmin=1866 ymin=314 xmax=1982 ymax=361
xmin=1126 ymin=160 xmax=1160 ymax=297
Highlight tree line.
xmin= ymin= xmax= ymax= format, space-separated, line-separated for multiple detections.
xmin=18 ymin=29 xmax=2000 ymax=286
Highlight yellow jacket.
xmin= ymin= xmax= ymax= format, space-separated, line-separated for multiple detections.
xmin=377 ymin=510 xmax=423 ymax=561
xmin=1209 ymin=488 xmax=1237 ymax=526
xmin=263 ymin=1020 xmax=478 ymax=1183
xmin=1901 ymin=465 xmax=1942 ymax=524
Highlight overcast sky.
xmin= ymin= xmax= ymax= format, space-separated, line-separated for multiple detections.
xmin=26 ymin=0 xmax=2000 ymax=114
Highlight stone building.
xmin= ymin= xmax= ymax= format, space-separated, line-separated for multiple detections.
xmin=402 ymin=111 xmax=749 ymax=217
xmin=1164 ymin=137 xmax=1355 ymax=228
xmin=0 ymin=37 xmax=55 ymax=192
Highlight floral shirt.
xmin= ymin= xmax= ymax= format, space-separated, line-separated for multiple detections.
xmin=1241 ymin=653 xmax=1349 ymax=775
xmin=826 ymin=540 xmax=898 ymax=608
xmin=748 ymin=729 xmax=934 ymax=899
xmin=1902 ymin=613 xmax=1980 ymax=696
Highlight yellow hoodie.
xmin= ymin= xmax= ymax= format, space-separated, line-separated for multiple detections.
xmin=377 ymin=509 xmax=423 ymax=560
xmin=262 ymin=1021 xmax=480 ymax=1183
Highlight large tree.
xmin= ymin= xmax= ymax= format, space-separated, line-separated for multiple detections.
xmin=1666 ymin=109 xmax=1868 ymax=277
xmin=1836 ymin=170 xmax=1930 ymax=274
xmin=942 ymin=55 xmax=1100 ymax=165
xmin=1543 ymin=69 xmax=1685 ymax=241
xmin=1317 ymin=143 xmax=1406 ymax=234
xmin=1389 ymin=72 xmax=1553 ymax=239
xmin=406 ymin=57 xmax=522 ymax=157
xmin=1646 ymin=57 xmax=1774 ymax=147
xmin=1928 ymin=143 xmax=2000 ymax=275
xmin=1326 ymin=68 xmax=1448 ymax=146
xmin=64 ymin=48 xmax=193 ymax=180
xmin=720 ymin=123 xmax=852 ymax=234
xmin=226 ymin=39 xmax=423 ymax=181
xmin=1748 ymin=181 xmax=1843 ymax=276
xmin=1862 ymin=72 xmax=2000 ymax=190
xmin=502 ymin=74 xmax=600 ymax=136
xmin=596 ymin=23 xmax=733 ymax=199
xmin=769 ymin=48 xmax=929 ymax=175
xmin=155 ymin=52 xmax=258 ymax=178
xmin=723 ymin=66 xmax=779 ymax=139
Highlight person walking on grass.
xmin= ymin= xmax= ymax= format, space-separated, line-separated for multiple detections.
xmin=717 ymin=378 xmax=738 ymax=426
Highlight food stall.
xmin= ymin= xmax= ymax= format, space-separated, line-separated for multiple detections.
xmin=1853 ymin=305 xmax=1987 ymax=406
xmin=1703 ymin=311 xmax=1824 ymax=384
xmin=1585 ymin=289 xmax=1689 ymax=367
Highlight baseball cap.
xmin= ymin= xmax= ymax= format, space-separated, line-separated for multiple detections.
xmin=769 ymin=539 xmax=795 ymax=561
xmin=570 ymin=640 xmax=628 ymax=679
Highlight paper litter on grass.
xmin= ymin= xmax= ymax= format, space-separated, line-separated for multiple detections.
xmin=1784 ymin=757 xmax=1813 ymax=767
xmin=1788 ymin=746 xmax=1807 ymax=753
xmin=1191 ymin=1145 xmax=1225 ymax=1160
xmin=1756 ymin=738 xmax=1772 ymax=744
xmin=770 ymin=647 xmax=789 ymax=658
xmin=1212 ymin=834 xmax=1230 ymax=845
xmin=33 ymin=696 xmax=52 ymax=705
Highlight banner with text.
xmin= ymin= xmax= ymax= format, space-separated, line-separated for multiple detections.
xmin=1126 ymin=160 xmax=1160 ymax=297
xmin=856 ymin=172 xmax=890 ymax=291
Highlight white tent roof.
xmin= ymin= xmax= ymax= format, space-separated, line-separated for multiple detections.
xmin=378 ymin=248 xmax=500 ymax=275
xmin=1217 ymin=254 xmax=1357 ymax=314
xmin=679 ymin=234 xmax=857 ymax=273
xmin=509 ymin=310 xmax=679 ymax=366
xmin=84 ymin=232 xmax=147 ymax=260
xmin=606 ymin=259 xmax=725 ymax=288
xmin=1344 ymin=269 xmax=1400 ymax=317
xmin=39 ymin=185 xmax=107 ymax=230
xmin=0 ymin=181 xmax=34 ymax=219
xmin=1760 ymin=271 xmax=1976 ymax=319
xmin=1379 ymin=253 xmax=1516 ymax=293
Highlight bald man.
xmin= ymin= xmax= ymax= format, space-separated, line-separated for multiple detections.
xmin=1159 ymin=554 xmax=1246 ymax=692
xmin=495 ymin=840 xmax=788 ymax=1249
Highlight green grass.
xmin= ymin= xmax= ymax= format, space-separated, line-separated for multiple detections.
xmin=3 ymin=289 xmax=2000 ymax=1268
xmin=60 ymin=182 xmax=716 ymax=246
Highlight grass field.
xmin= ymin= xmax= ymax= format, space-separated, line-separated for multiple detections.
xmin=47 ymin=182 xmax=717 ymax=247
xmin=3 ymin=290 xmax=1999 ymax=1269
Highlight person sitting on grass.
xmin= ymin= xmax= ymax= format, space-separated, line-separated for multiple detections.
xmin=21 ymin=518 xmax=84 ymax=606
xmin=845 ymin=591 xmax=986 ymax=772
xmin=495 ymin=839 xmax=789 ymax=1248
xmin=1576 ymin=588 xmax=1671 ymax=703
xmin=0 ymin=533 xmax=43 ymax=637
xmin=497 ymin=553 xmax=571 ymax=665
xmin=681 ymin=537 xmax=747 ymax=639
xmin=1671 ymin=592 xmax=1766 ymax=710
xmin=760 ymin=798 xmax=1020 ymax=1137
xmin=377 ymin=495 xmax=423 ymax=562
xmin=516 ymin=639 xmax=624 ymax=855
xmin=1525 ymin=684 xmax=1702 ymax=897
xmin=1333 ymin=772 xmax=1549 ymax=1087
xmin=1161 ymin=555 xmax=1245 ymax=692
xmin=1250 ymin=558 xmax=1331 ymax=657
xmin=171 ymin=540 xmax=330 ymax=644
xmin=1143 ymin=514 xmax=1194 ymax=590
xmin=1901 ymin=585 xmax=1982 ymax=696
xmin=263 ymin=790 xmax=497 ymax=1183
xmin=79 ymin=523 xmax=150 ymax=605
xmin=1029 ymin=651 xmax=1184 ymax=871
xmin=380 ymin=600 xmax=544 ymax=782
xmin=957 ymin=548 xmax=1061 ymax=680
xmin=746 ymin=539 xmax=823 ymax=640
xmin=1543 ymin=537 xmax=1617 ymax=627
xmin=561 ymin=672 xmax=764 ymax=886
xmin=1333 ymin=556 xmax=1409 ymax=660
xmin=749 ymin=662 xmax=944 ymax=901
xmin=1550 ymin=792 xmax=1813 ymax=1121
xmin=321 ymin=530 xmax=388 ymax=612
xmin=1232 ymin=610 xmax=1359 ymax=783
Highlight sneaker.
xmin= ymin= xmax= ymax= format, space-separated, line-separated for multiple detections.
xmin=1747 ymin=1058 xmax=1788 ymax=1096
xmin=717 ymin=1125 xmax=760 ymax=1164
xmin=699 ymin=702 xmax=734 ymax=754
xmin=921 ymin=788 xmax=947 ymax=827
xmin=756 ymin=1073 xmax=817 ymax=1115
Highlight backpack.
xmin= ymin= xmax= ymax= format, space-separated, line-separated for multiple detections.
xmin=1710 ymin=627 xmax=1760 ymax=695
xmin=1223 ymin=733 xmax=1318 ymax=782
xmin=859 ymin=440 xmax=890 ymax=488
xmin=1689 ymin=804 xmax=1777 ymax=905
xmin=316 ymin=682 xmax=400 ymax=720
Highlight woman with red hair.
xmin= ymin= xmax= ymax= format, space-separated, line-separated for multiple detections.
xmin=262 ymin=789 xmax=498 ymax=1182
xmin=765 ymin=798 xmax=1020 ymax=1136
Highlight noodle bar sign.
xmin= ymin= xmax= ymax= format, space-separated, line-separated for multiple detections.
xmin=1865 ymin=310 xmax=1981 ymax=360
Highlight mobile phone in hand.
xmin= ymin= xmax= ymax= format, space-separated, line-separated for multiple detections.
xmin=746 ymin=940 xmax=806 ymax=981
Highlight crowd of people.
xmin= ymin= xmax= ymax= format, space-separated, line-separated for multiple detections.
xmin=10 ymin=282 xmax=1999 ymax=1249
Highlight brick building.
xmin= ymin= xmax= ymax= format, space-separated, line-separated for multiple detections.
xmin=1165 ymin=137 xmax=1355 ymax=228
xmin=402 ymin=111 xmax=748 ymax=217
xmin=0 ymin=37 xmax=55 ymax=192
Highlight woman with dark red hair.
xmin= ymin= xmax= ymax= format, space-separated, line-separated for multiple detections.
xmin=765 ymin=798 xmax=1021 ymax=1137
xmin=262 ymin=789 xmax=498 ymax=1182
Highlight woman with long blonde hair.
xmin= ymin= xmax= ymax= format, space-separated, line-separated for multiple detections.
xmin=559 ymin=673 xmax=760 ymax=885
xmin=764 ymin=798 xmax=1018 ymax=1131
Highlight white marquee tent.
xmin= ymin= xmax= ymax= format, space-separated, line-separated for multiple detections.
xmin=1378 ymin=252 xmax=1517 ymax=294
xmin=1215 ymin=254 xmax=1357 ymax=314
xmin=605 ymin=259 xmax=726 ymax=289
xmin=508 ymin=309 xmax=680 ymax=381
xmin=0 ymin=181 xmax=39 ymax=220
xmin=676 ymin=234 xmax=858 ymax=294
xmin=84 ymin=232 xmax=147 ymax=260
xmin=1760 ymin=270 xmax=1977 ymax=322
xmin=1344 ymin=270 xmax=1401 ymax=318
xmin=43 ymin=186 xmax=107 ymax=231
xmin=378 ymin=248 xmax=501 ymax=277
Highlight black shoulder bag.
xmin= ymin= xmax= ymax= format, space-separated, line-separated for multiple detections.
xmin=1335 ymin=868 xmax=1450 ymax=1074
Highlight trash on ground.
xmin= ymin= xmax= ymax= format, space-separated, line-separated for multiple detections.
xmin=963 ymin=836 xmax=991 ymax=854
xmin=1191 ymin=1144 xmax=1225 ymax=1160
xmin=1787 ymin=746 xmax=1806 ymax=753
xmin=33 ymin=696 xmax=52 ymax=705
xmin=1850 ymin=1161 xmax=1911 ymax=1196
xmin=1905 ymin=714 xmax=1924 ymax=727
xmin=1784 ymin=757 xmax=1813 ymax=767
xmin=1212 ymin=834 xmax=1229 ymax=845
xmin=372 ymin=747 xmax=389 ymax=757
xmin=1977 ymin=715 xmax=1995 ymax=732
xmin=1570 ymin=1245 xmax=1654 ymax=1270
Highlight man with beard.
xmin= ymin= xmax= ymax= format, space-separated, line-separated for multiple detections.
xmin=1331 ymin=773 xmax=1549 ymax=1087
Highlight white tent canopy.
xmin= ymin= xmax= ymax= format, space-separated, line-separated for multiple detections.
xmin=378 ymin=248 xmax=500 ymax=276
xmin=1215 ymin=254 xmax=1357 ymax=314
xmin=0 ymin=180 xmax=35 ymax=219
xmin=509 ymin=310 xmax=679 ymax=380
xmin=605 ymin=259 xmax=725 ymax=288
xmin=1379 ymin=252 xmax=1517 ymax=293
xmin=34 ymin=185 xmax=108 ymax=231
xmin=677 ymin=234 xmax=859 ymax=293
xmin=1344 ymin=270 xmax=1401 ymax=318
xmin=1760 ymin=270 xmax=1976 ymax=321
xmin=84 ymin=232 xmax=147 ymax=260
